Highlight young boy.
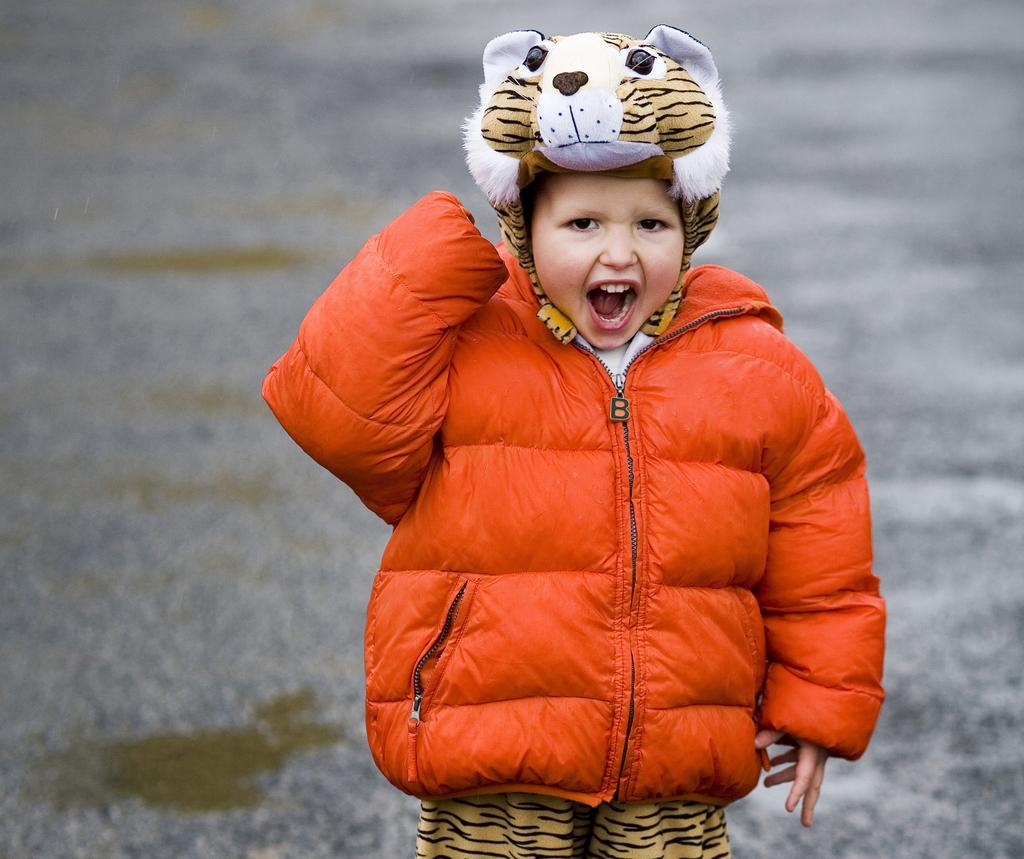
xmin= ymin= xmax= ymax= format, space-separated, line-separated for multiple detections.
xmin=262 ymin=25 xmax=885 ymax=858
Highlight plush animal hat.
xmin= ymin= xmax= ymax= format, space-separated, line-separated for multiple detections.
xmin=463 ymin=25 xmax=731 ymax=343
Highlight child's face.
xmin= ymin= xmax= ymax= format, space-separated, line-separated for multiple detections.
xmin=530 ymin=172 xmax=684 ymax=350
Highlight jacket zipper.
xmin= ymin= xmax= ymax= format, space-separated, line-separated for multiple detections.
xmin=406 ymin=580 xmax=468 ymax=782
xmin=574 ymin=305 xmax=749 ymax=799
xmin=618 ymin=416 xmax=638 ymax=796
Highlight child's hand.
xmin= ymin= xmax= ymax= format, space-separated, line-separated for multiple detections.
xmin=754 ymin=729 xmax=828 ymax=828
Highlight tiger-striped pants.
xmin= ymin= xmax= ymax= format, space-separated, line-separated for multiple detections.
xmin=415 ymin=792 xmax=731 ymax=858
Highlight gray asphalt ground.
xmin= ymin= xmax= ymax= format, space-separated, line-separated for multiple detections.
xmin=2 ymin=0 xmax=1022 ymax=856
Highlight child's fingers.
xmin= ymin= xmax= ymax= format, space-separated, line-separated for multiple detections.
xmin=762 ymin=737 xmax=829 ymax=827
xmin=769 ymin=748 xmax=798 ymax=768
xmin=786 ymin=743 xmax=829 ymax=829
xmin=763 ymin=763 xmax=796 ymax=788
xmin=800 ymin=764 xmax=826 ymax=828
xmin=784 ymin=745 xmax=818 ymax=815
xmin=753 ymin=728 xmax=785 ymax=749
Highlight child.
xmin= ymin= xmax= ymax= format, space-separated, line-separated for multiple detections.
xmin=261 ymin=25 xmax=886 ymax=858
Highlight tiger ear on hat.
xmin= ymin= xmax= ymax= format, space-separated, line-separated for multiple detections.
xmin=463 ymin=29 xmax=545 ymax=206
xmin=645 ymin=25 xmax=718 ymax=90
xmin=645 ymin=24 xmax=731 ymax=204
xmin=481 ymin=29 xmax=545 ymax=90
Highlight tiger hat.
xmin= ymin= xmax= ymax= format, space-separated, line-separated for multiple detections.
xmin=463 ymin=25 xmax=731 ymax=343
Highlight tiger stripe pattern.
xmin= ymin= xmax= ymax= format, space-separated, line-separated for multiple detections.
xmin=415 ymin=792 xmax=732 ymax=859
xmin=480 ymin=33 xmax=716 ymax=162
xmin=482 ymin=80 xmax=540 ymax=155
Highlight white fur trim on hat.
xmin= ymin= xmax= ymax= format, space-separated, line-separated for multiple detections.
xmin=669 ymin=75 xmax=730 ymax=202
xmin=462 ymin=103 xmax=523 ymax=206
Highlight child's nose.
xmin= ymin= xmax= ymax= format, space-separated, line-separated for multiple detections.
xmin=599 ymin=230 xmax=639 ymax=268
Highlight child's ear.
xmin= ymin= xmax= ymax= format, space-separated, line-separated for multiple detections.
xmin=644 ymin=24 xmax=718 ymax=89
xmin=481 ymin=29 xmax=545 ymax=90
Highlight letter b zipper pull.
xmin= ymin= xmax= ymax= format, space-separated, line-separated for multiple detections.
xmin=610 ymin=396 xmax=630 ymax=422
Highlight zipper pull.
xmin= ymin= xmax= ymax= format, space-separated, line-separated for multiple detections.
xmin=609 ymin=395 xmax=630 ymax=422
xmin=407 ymin=693 xmax=423 ymax=782
xmin=407 ymin=716 xmax=420 ymax=782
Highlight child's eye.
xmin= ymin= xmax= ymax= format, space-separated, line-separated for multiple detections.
xmin=638 ymin=219 xmax=665 ymax=230
xmin=569 ymin=218 xmax=596 ymax=230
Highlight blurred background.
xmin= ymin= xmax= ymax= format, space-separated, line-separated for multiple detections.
xmin=2 ymin=0 xmax=1022 ymax=856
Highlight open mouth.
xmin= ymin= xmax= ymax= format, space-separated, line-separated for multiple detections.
xmin=587 ymin=282 xmax=637 ymax=330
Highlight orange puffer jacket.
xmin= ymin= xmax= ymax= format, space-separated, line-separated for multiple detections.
xmin=261 ymin=191 xmax=886 ymax=807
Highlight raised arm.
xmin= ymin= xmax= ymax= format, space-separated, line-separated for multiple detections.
xmin=755 ymin=377 xmax=886 ymax=761
xmin=261 ymin=191 xmax=508 ymax=524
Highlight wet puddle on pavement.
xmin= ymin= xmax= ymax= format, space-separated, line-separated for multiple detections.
xmin=0 ymin=245 xmax=322 ymax=278
xmin=33 ymin=688 xmax=343 ymax=813
xmin=84 ymin=245 xmax=317 ymax=274
xmin=97 ymin=471 xmax=276 ymax=512
xmin=141 ymin=381 xmax=268 ymax=418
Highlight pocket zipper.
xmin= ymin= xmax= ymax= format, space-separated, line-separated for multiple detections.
xmin=407 ymin=580 xmax=468 ymax=782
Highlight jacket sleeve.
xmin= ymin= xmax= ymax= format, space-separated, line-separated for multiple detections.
xmin=261 ymin=191 xmax=508 ymax=525
xmin=755 ymin=378 xmax=886 ymax=760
